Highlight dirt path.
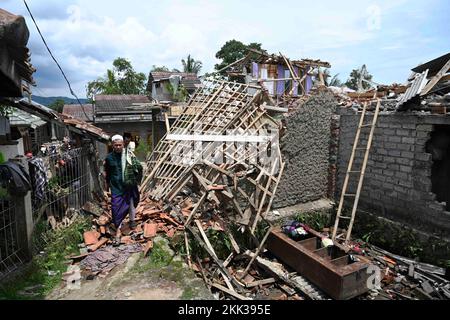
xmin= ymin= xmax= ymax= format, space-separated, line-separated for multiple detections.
xmin=46 ymin=237 xmax=213 ymax=300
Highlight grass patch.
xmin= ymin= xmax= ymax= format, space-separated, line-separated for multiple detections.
xmin=293 ymin=208 xmax=333 ymax=231
xmin=349 ymin=209 xmax=450 ymax=267
xmin=131 ymin=240 xmax=175 ymax=275
xmin=0 ymin=215 xmax=91 ymax=300
xmin=130 ymin=238 xmax=207 ymax=300
xmin=181 ymin=286 xmax=197 ymax=300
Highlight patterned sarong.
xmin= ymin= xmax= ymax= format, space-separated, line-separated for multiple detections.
xmin=111 ymin=186 xmax=140 ymax=228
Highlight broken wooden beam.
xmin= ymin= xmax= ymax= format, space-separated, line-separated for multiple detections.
xmin=245 ymin=278 xmax=276 ymax=288
xmin=211 ymin=283 xmax=251 ymax=300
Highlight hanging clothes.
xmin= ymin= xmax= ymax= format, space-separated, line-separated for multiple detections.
xmin=29 ymin=157 xmax=48 ymax=203
xmin=0 ymin=161 xmax=32 ymax=196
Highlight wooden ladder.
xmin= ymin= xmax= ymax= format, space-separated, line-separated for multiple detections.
xmin=332 ymin=99 xmax=381 ymax=243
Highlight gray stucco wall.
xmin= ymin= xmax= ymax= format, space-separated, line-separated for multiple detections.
xmin=336 ymin=109 xmax=450 ymax=237
xmin=273 ymin=90 xmax=337 ymax=208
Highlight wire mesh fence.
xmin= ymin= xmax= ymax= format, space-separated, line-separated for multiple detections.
xmin=30 ymin=147 xmax=93 ymax=253
xmin=0 ymin=199 xmax=23 ymax=281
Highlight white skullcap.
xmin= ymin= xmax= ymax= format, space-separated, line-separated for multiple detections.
xmin=111 ymin=134 xmax=124 ymax=142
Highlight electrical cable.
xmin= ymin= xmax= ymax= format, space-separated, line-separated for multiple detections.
xmin=22 ymin=0 xmax=92 ymax=121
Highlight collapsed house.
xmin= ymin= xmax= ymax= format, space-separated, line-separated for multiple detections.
xmin=72 ymin=51 xmax=450 ymax=301
xmin=133 ymin=52 xmax=450 ymax=300
xmin=223 ymin=49 xmax=330 ymax=99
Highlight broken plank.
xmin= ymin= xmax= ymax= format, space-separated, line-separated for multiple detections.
xmin=185 ymin=225 xmax=242 ymax=289
xmin=240 ymin=226 xmax=273 ymax=279
xmin=245 ymin=278 xmax=276 ymax=288
xmin=211 ymin=283 xmax=251 ymax=300
xmin=228 ymin=232 xmax=241 ymax=254
xmin=196 ymin=255 xmax=210 ymax=287
xmin=244 ymin=251 xmax=326 ymax=300
xmin=261 ymin=104 xmax=289 ymax=113
xmin=421 ymin=58 xmax=450 ymax=96
xmin=184 ymin=231 xmax=192 ymax=268
xmin=223 ymin=252 xmax=234 ymax=268
xmin=185 ymin=192 xmax=207 ymax=226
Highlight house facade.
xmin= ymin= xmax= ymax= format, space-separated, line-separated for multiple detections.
xmin=147 ymin=71 xmax=200 ymax=102
xmin=225 ymin=50 xmax=330 ymax=98
xmin=93 ymin=94 xmax=168 ymax=159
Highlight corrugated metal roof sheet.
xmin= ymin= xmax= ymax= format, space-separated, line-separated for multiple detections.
xmin=62 ymin=104 xmax=93 ymax=122
xmin=94 ymin=95 xmax=153 ymax=114
xmin=9 ymin=107 xmax=47 ymax=129
xmin=149 ymin=71 xmax=199 ymax=81
xmin=396 ymin=69 xmax=429 ymax=109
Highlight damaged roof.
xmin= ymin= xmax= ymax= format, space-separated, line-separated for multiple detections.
xmin=62 ymin=104 xmax=93 ymax=122
xmin=9 ymin=107 xmax=47 ymax=129
xmin=412 ymin=52 xmax=450 ymax=77
xmin=243 ymin=48 xmax=330 ymax=69
xmin=147 ymin=71 xmax=201 ymax=92
xmin=1 ymin=97 xmax=109 ymax=142
xmin=59 ymin=113 xmax=110 ymax=141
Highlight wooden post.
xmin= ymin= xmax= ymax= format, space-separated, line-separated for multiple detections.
xmin=12 ymin=156 xmax=34 ymax=261
xmin=151 ymin=109 xmax=159 ymax=151
xmin=83 ymin=139 xmax=104 ymax=200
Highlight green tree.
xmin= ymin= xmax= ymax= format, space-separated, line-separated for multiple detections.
xmin=150 ymin=65 xmax=181 ymax=72
xmin=214 ymin=40 xmax=266 ymax=74
xmin=181 ymin=54 xmax=202 ymax=74
xmin=345 ymin=65 xmax=373 ymax=91
xmin=86 ymin=57 xmax=147 ymax=99
xmin=151 ymin=65 xmax=170 ymax=72
xmin=329 ymin=74 xmax=343 ymax=87
xmin=48 ymin=98 xmax=65 ymax=113
xmin=322 ymin=69 xmax=343 ymax=87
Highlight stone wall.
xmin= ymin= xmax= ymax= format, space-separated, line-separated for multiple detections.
xmin=273 ymin=90 xmax=337 ymax=208
xmin=337 ymin=109 xmax=450 ymax=238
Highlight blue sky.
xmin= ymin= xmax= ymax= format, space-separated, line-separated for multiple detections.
xmin=2 ymin=0 xmax=449 ymax=97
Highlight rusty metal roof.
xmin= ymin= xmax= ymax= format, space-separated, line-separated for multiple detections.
xmin=62 ymin=104 xmax=93 ymax=122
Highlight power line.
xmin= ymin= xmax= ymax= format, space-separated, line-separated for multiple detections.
xmin=22 ymin=0 xmax=93 ymax=121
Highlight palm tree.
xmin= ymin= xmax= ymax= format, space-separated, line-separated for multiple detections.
xmin=181 ymin=54 xmax=202 ymax=74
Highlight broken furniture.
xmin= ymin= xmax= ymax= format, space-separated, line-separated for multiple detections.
xmin=266 ymin=228 xmax=370 ymax=300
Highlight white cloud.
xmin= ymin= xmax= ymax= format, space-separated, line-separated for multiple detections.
xmin=2 ymin=0 xmax=447 ymax=97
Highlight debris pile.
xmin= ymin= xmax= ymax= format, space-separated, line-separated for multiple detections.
xmin=361 ymin=243 xmax=450 ymax=300
xmin=137 ymin=78 xmax=290 ymax=299
xmin=329 ymin=52 xmax=450 ymax=114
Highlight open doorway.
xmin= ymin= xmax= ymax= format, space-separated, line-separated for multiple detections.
xmin=426 ymin=125 xmax=450 ymax=210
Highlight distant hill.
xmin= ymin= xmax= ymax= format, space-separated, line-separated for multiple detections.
xmin=31 ymin=95 xmax=89 ymax=107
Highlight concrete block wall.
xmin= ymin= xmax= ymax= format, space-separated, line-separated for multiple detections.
xmin=336 ymin=109 xmax=450 ymax=237
xmin=273 ymin=90 xmax=337 ymax=208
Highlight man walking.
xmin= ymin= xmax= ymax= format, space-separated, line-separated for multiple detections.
xmin=104 ymin=134 xmax=142 ymax=245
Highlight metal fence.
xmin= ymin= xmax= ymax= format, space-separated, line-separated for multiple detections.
xmin=31 ymin=147 xmax=92 ymax=250
xmin=0 ymin=145 xmax=97 ymax=281
xmin=0 ymin=199 xmax=23 ymax=281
